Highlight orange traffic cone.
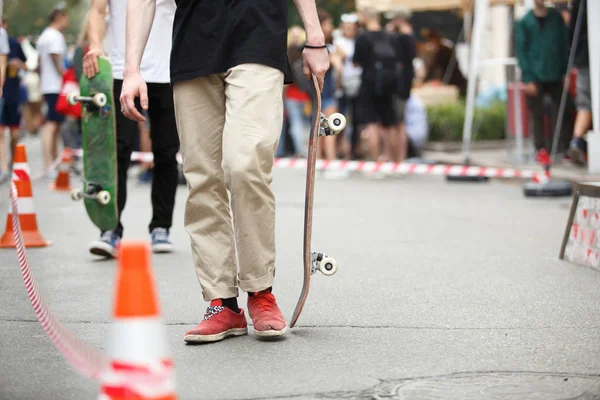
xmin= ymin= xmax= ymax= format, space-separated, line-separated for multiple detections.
xmin=0 ymin=144 xmax=51 ymax=248
xmin=51 ymin=148 xmax=72 ymax=191
xmin=98 ymin=241 xmax=177 ymax=400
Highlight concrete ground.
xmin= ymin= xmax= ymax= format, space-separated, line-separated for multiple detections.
xmin=1 ymin=136 xmax=600 ymax=400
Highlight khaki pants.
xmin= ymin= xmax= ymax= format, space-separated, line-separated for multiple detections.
xmin=173 ymin=64 xmax=284 ymax=300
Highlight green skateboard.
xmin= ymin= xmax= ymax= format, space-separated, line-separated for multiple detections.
xmin=68 ymin=56 xmax=118 ymax=232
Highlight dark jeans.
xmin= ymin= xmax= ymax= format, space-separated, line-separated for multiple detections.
xmin=111 ymin=79 xmax=180 ymax=237
xmin=525 ymin=81 xmax=574 ymax=153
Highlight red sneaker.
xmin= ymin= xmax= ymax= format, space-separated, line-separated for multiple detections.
xmin=247 ymin=290 xmax=288 ymax=337
xmin=183 ymin=300 xmax=248 ymax=343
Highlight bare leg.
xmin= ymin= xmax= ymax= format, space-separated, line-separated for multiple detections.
xmin=361 ymin=123 xmax=382 ymax=161
xmin=41 ymin=121 xmax=60 ymax=171
xmin=573 ymin=110 xmax=592 ymax=139
xmin=0 ymin=126 xmax=7 ymax=172
xmin=393 ymin=123 xmax=408 ymax=163
xmin=9 ymin=127 xmax=19 ymax=168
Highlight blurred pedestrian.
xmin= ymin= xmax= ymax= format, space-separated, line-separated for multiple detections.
xmin=36 ymin=8 xmax=69 ymax=178
xmin=283 ymin=33 xmax=312 ymax=158
xmin=353 ymin=8 xmax=405 ymax=164
xmin=334 ymin=13 xmax=362 ymax=159
xmin=0 ymin=17 xmax=27 ymax=183
xmin=317 ymin=8 xmax=345 ymax=179
xmin=515 ymin=0 xmax=573 ymax=161
xmin=0 ymin=18 xmax=8 ymax=98
xmin=567 ymin=0 xmax=591 ymax=166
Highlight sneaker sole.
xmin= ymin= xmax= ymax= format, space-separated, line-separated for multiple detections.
xmin=89 ymin=243 xmax=116 ymax=258
xmin=254 ymin=325 xmax=289 ymax=337
xmin=152 ymin=243 xmax=174 ymax=253
xmin=184 ymin=327 xmax=248 ymax=343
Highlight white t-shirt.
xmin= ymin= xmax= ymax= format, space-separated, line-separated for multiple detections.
xmin=333 ymin=35 xmax=362 ymax=82
xmin=0 ymin=28 xmax=9 ymax=55
xmin=36 ymin=27 xmax=66 ymax=94
xmin=109 ymin=0 xmax=174 ymax=83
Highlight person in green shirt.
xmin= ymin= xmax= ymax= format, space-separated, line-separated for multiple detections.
xmin=515 ymin=0 xmax=574 ymax=160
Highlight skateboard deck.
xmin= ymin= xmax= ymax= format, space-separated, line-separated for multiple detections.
xmin=68 ymin=56 xmax=118 ymax=232
xmin=289 ymin=75 xmax=346 ymax=328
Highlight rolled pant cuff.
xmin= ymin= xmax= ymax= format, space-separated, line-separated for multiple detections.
xmin=238 ymin=269 xmax=275 ymax=294
xmin=202 ymin=285 xmax=239 ymax=301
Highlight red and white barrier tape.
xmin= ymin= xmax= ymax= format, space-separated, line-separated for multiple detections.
xmin=10 ymin=181 xmax=108 ymax=379
xmin=56 ymin=148 xmax=546 ymax=181
xmin=9 ymin=182 xmax=174 ymax=394
xmin=274 ymin=158 xmax=545 ymax=180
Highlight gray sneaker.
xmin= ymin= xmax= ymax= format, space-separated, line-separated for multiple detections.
xmin=151 ymin=228 xmax=173 ymax=253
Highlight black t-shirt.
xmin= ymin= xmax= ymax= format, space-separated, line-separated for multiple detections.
xmin=353 ymin=29 xmax=412 ymax=98
xmin=170 ymin=0 xmax=293 ymax=85
xmin=353 ymin=30 xmax=399 ymax=82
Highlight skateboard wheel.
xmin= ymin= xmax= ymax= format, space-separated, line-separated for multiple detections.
xmin=97 ymin=190 xmax=111 ymax=205
xmin=319 ymin=256 xmax=338 ymax=276
xmin=327 ymin=113 xmax=346 ymax=132
xmin=70 ymin=188 xmax=83 ymax=201
xmin=93 ymin=93 xmax=107 ymax=107
xmin=67 ymin=92 xmax=79 ymax=106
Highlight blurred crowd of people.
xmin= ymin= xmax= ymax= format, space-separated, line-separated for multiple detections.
xmin=277 ymin=7 xmax=430 ymax=179
xmin=0 ymin=7 xmax=156 ymax=184
xmin=3 ymin=0 xmax=591 ymax=186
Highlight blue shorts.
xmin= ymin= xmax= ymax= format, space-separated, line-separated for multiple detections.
xmin=0 ymin=101 xmax=21 ymax=128
xmin=44 ymin=93 xmax=65 ymax=123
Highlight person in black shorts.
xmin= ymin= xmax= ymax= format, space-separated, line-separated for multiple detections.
xmin=353 ymin=8 xmax=406 ymax=163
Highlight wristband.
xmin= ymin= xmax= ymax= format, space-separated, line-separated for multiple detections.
xmin=304 ymin=44 xmax=327 ymax=49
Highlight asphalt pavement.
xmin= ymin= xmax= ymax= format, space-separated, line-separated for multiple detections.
xmin=1 ymin=136 xmax=599 ymax=400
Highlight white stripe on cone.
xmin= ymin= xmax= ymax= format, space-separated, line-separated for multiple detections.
xmin=13 ymin=162 xmax=30 ymax=173
xmin=8 ymin=197 xmax=35 ymax=214
xmin=105 ymin=318 xmax=169 ymax=363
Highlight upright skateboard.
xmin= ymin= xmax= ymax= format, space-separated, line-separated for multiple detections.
xmin=67 ymin=56 xmax=118 ymax=232
xmin=289 ymin=75 xmax=347 ymax=328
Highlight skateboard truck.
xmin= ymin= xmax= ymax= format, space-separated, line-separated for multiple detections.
xmin=310 ymin=252 xmax=338 ymax=276
xmin=71 ymin=182 xmax=111 ymax=205
xmin=318 ymin=113 xmax=346 ymax=137
xmin=67 ymin=92 xmax=108 ymax=108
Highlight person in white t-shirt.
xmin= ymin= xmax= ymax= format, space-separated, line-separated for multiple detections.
xmin=35 ymin=8 xmax=69 ymax=177
xmin=0 ymin=26 xmax=9 ymax=99
xmin=82 ymin=0 xmax=180 ymax=258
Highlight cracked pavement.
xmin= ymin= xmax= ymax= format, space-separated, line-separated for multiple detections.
xmin=1 ymin=136 xmax=600 ymax=399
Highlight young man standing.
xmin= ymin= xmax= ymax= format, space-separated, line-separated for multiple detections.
xmin=82 ymin=0 xmax=180 ymax=257
xmin=36 ymin=8 xmax=69 ymax=177
xmin=120 ymin=0 xmax=329 ymax=341
xmin=515 ymin=0 xmax=572 ymax=160
xmin=353 ymin=8 xmax=406 ymax=164
xmin=0 ymin=17 xmax=27 ymax=183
